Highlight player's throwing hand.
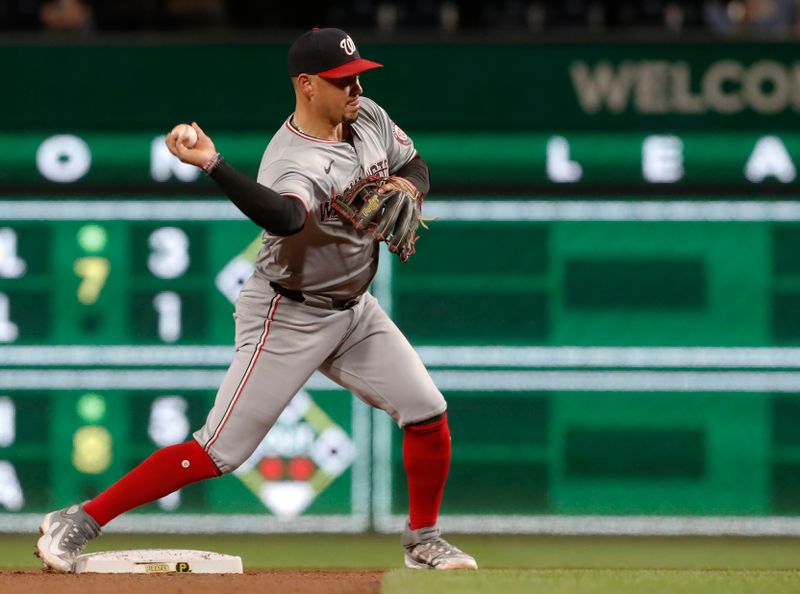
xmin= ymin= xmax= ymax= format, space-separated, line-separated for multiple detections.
xmin=165 ymin=122 xmax=217 ymax=168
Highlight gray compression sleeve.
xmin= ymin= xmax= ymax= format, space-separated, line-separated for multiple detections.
xmin=394 ymin=155 xmax=430 ymax=196
xmin=209 ymin=158 xmax=307 ymax=236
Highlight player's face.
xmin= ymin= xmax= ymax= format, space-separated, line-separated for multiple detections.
xmin=316 ymin=74 xmax=363 ymax=125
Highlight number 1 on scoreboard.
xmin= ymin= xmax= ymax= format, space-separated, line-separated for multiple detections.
xmin=153 ymin=291 xmax=181 ymax=343
xmin=0 ymin=294 xmax=18 ymax=342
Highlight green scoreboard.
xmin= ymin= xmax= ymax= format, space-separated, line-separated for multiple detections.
xmin=3 ymin=129 xmax=800 ymax=535
xmin=0 ymin=201 xmax=372 ymax=532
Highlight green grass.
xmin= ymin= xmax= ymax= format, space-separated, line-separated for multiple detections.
xmin=382 ymin=569 xmax=800 ymax=594
xmin=6 ymin=534 xmax=800 ymax=571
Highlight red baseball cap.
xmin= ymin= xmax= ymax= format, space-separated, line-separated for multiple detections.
xmin=288 ymin=28 xmax=383 ymax=78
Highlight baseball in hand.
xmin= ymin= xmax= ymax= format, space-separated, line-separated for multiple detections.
xmin=171 ymin=123 xmax=198 ymax=148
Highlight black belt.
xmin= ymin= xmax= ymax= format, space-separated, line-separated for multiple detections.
xmin=270 ymin=282 xmax=360 ymax=311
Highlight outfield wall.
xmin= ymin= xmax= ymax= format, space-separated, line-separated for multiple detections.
xmin=1 ymin=39 xmax=800 ymax=534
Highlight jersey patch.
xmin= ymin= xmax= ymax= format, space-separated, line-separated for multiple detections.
xmin=393 ymin=124 xmax=411 ymax=147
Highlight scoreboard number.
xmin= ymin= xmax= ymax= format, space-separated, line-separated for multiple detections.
xmin=148 ymin=396 xmax=190 ymax=446
xmin=73 ymin=257 xmax=110 ymax=305
xmin=0 ymin=397 xmax=14 ymax=447
xmin=0 ymin=228 xmax=26 ymax=279
xmin=148 ymin=227 xmax=190 ymax=279
xmin=153 ymin=291 xmax=182 ymax=343
xmin=0 ymin=461 xmax=23 ymax=511
xmin=0 ymin=398 xmax=23 ymax=511
xmin=0 ymin=294 xmax=18 ymax=343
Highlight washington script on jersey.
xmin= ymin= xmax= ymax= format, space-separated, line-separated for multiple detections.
xmin=319 ymin=157 xmax=390 ymax=224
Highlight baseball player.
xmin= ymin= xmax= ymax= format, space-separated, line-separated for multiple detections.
xmin=36 ymin=27 xmax=477 ymax=572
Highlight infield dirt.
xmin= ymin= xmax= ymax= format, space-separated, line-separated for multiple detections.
xmin=0 ymin=569 xmax=384 ymax=594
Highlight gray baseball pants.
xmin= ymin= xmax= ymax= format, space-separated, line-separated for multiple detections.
xmin=193 ymin=273 xmax=447 ymax=474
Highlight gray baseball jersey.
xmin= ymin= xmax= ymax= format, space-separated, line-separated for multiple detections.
xmin=194 ymin=97 xmax=445 ymax=473
xmin=255 ymin=96 xmax=418 ymax=299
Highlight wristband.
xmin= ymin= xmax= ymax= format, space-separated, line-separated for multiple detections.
xmin=202 ymin=152 xmax=223 ymax=175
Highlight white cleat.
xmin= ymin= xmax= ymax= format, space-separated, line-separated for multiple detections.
xmin=35 ymin=502 xmax=101 ymax=572
xmin=401 ymin=523 xmax=478 ymax=570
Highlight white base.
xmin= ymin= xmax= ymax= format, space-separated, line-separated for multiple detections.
xmin=74 ymin=549 xmax=243 ymax=574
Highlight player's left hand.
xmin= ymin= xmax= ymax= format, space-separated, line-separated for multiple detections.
xmin=377 ymin=179 xmax=408 ymax=196
xmin=165 ymin=122 xmax=217 ymax=168
xmin=333 ymin=176 xmax=428 ymax=262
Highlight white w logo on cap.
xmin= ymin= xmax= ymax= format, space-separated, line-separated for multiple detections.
xmin=339 ymin=36 xmax=356 ymax=56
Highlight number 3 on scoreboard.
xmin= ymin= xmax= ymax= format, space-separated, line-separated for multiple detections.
xmin=73 ymin=257 xmax=110 ymax=305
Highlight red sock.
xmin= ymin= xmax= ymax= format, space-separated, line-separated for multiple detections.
xmin=84 ymin=440 xmax=220 ymax=526
xmin=403 ymin=414 xmax=451 ymax=530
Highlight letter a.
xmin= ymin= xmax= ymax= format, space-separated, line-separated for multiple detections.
xmin=745 ymin=136 xmax=796 ymax=183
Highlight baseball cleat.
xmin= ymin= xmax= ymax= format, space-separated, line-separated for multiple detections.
xmin=35 ymin=501 xmax=101 ymax=572
xmin=401 ymin=523 xmax=478 ymax=570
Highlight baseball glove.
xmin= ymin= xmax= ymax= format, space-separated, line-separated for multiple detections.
xmin=333 ymin=176 xmax=428 ymax=262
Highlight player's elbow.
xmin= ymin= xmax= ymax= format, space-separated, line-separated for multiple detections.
xmin=266 ymin=195 xmax=308 ymax=236
xmin=270 ymin=207 xmax=307 ymax=236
